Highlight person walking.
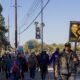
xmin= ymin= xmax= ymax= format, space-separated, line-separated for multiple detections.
xmin=24 ymin=52 xmax=29 ymax=80
xmin=5 ymin=53 xmax=12 ymax=80
xmin=39 ymin=51 xmax=49 ymax=80
xmin=60 ymin=43 xmax=78 ymax=80
xmin=28 ymin=52 xmax=37 ymax=80
xmin=19 ymin=53 xmax=28 ymax=80
xmin=24 ymin=52 xmax=29 ymax=72
xmin=16 ymin=46 xmax=27 ymax=80
xmin=10 ymin=55 xmax=20 ymax=80
xmin=50 ymin=48 xmax=60 ymax=80
xmin=0 ymin=56 xmax=2 ymax=72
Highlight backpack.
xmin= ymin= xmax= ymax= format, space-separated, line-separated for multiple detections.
xmin=29 ymin=55 xmax=37 ymax=68
xmin=39 ymin=53 xmax=49 ymax=66
xmin=12 ymin=60 xmax=19 ymax=73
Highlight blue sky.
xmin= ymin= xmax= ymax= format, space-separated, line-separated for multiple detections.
xmin=0 ymin=0 xmax=80 ymax=46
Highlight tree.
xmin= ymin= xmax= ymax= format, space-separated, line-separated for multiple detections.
xmin=23 ymin=40 xmax=65 ymax=54
xmin=57 ymin=44 xmax=64 ymax=51
xmin=23 ymin=42 xmax=29 ymax=52
xmin=44 ymin=44 xmax=54 ymax=55
xmin=0 ymin=4 xmax=9 ymax=49
xmin=52 ymin=43 xmax=57 ymax=49
xmin=24 ymin=40 xmax=41 ymax=53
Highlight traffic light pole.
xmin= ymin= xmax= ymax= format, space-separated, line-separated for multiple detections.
xmin=75 ymin=42 xmax=77 ymax=54
xmin=41 ymin=0 xmax=44 ymax=52
xmin=15 ymin=0 xmax=18 ymax=48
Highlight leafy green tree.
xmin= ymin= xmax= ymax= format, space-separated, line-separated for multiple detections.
xmin=23 ymin=42 xmax=29 ymax=52
xmin=43 ymin=44 xmax=54 ymax=54
xmin=52 ymin=43 xmax=57 ymax=49
xmin=0 ymin=4 xmax=9 ymax=49
xmin=24 ymin=40 xmax=41 ymax=53
xmin=57 ymin=44 xmax=64 ymax=51
xmin=24 ymin=40 xmax=65 ymax=55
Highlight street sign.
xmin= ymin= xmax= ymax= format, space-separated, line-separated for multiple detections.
xmin=17 ymin=46 xmax=24 ymax=53
xmin=28 ymin=41 xmax=34 ymax=49
xmin=69 ymin=21 xmax=80 ymax=42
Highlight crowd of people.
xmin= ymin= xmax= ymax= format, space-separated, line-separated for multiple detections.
xmin=0 ymin=42 xmax=79 ymax=80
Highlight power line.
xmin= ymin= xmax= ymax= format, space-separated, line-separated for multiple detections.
xmin=19 ymin=0 xmax=41 ymax=29
xmin=27 ymin=0 xmax=40 ymax=14
xmin=21 ymin=0 xmax=38 ymax=27
xmin=26 ymin=0 xmax=46 ymax=22
xmin=18 ymin=0 xmax=40 ymax=44
xmin=19 ymin=0 xmax=50 ymax=35
xmin=27 ymin=0 xmax=41 ymax=18
xmin=19 ymin=0 xmax=49 ymax=34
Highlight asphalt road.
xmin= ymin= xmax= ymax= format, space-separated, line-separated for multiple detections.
xmin=0 ymin=69 xmax=80 ymax=80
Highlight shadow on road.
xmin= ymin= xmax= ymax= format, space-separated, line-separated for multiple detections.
xmin=0 ymin=71 xmax=80 ymax=80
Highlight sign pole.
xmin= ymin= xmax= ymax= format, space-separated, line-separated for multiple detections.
xmin=75 ymin=41 xmax=77 ymax=54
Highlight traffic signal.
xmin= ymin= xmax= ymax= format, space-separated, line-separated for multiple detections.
xmin=36 ymin=27 xmax=41 ymax=39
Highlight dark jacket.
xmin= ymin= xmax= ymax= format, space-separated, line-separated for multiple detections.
xmin=28 ymin=54 xmax=37 ymax=69
xmin=39 ymin=52 xmax=49 ymax=73
xmin=39 ymin=52 xmax=49 ymax=68
xmin=50 ymin=50 xmax=60 ymax=65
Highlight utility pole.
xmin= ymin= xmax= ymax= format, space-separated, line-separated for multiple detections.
xmin=8 ymin=16 xmax=10 ymax=42
xmin=15 ymin=0 xmax=18 ymax=48
xmin=19 ymin=26 xmax=20 ymax=46
xmin=41 ymin=0 xmax=45 ymax=51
